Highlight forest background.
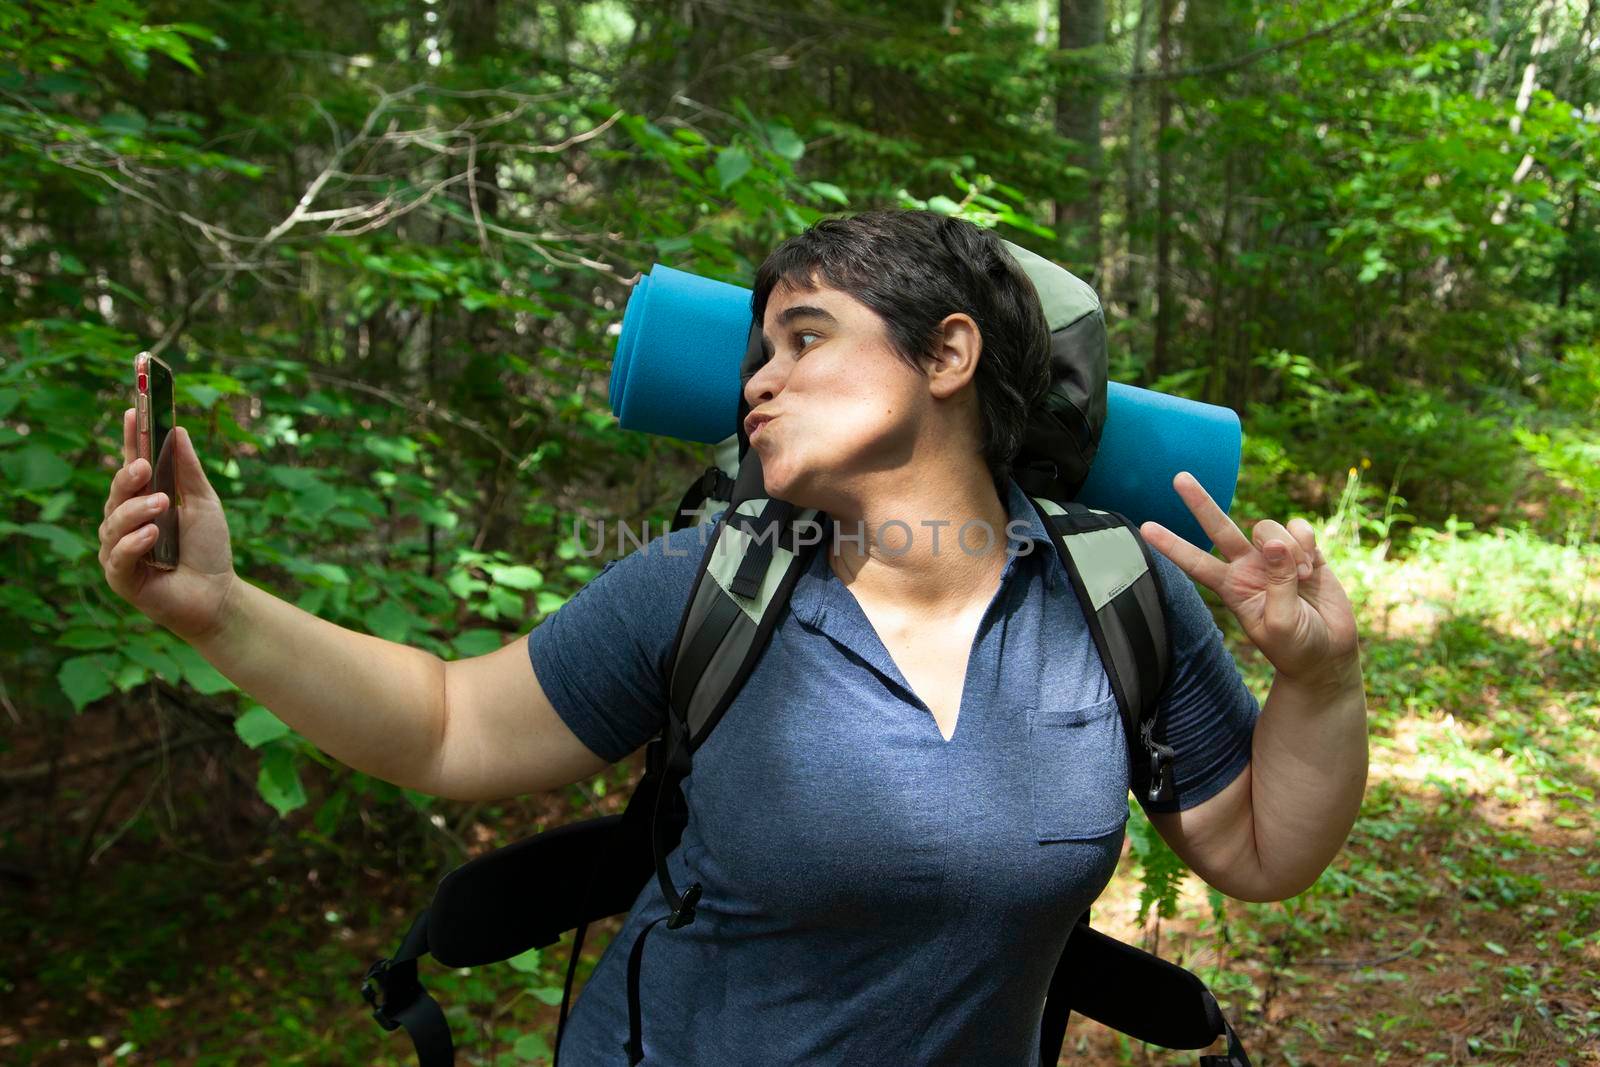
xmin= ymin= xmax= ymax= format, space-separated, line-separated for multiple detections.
xmin=1 ymin=0 xmax=1597 ymax=1063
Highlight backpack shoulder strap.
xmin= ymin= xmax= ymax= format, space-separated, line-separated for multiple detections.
xmin=616 ymin=470 xmax=822 ymax=1065
xmin=1030 ymin=496 xmax=1177 ymax=804
xmin=669 ymin=493 xmax=823 ymax=747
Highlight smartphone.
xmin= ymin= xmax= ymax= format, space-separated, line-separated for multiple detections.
xmin=134 ymin=351 xmax=180 ymax=571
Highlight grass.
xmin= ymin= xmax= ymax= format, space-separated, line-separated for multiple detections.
xmin=3 ymin=471 xmax=1597 ymax=1065
xmin=1072 ymin=474 xmax=1600 ymax=1065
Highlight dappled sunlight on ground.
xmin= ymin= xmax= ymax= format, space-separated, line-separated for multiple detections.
xmin=1060 ymin=527 xmax=1600 ymax=1064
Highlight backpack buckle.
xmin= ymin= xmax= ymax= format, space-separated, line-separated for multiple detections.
xmin=360 ymin=959 xmax=403 ymax=1032
xmin=699 ymin=466 xmax=730 ymax=497
xmin=667 ymin=882 xmax=702 ymax=930
xmin=1146 ymin=744 xmax=1176 ymax=804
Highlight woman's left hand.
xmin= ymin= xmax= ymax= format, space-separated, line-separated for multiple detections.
xmin=1138 ymin=472 xmax=1361 ymax=687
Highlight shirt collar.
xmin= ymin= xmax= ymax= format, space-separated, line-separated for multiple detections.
xmin=998 ymin=475 xmax=1062 ymax=593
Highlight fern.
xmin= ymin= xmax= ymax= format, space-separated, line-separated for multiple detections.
xmin=1126 ymin=799 xmax=1189 ymax=924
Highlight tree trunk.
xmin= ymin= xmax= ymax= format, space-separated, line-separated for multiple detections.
xmin=1208 ymin=151 xmax=1235 ymax=406
xmin=1152 ymin=0 xmax=1175 ymax=382
xmin=1117 ymin=0 xmax=1151 ymax=323
xmin=1472 ymin=0 xmax=1502 ymax=101
xmin=1055 ymin=0 xmax=1105 ymax=284
xmin=1490 ymin=0 xmax=1557 ymax=228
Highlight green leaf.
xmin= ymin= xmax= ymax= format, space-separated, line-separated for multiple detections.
xmin=297 ymin=586 xmax=328 ymax=617
xmin=313 ymin=789 xmax=349 ymax=836
xmin=451 ymin=629 xmax=506 ymax=657
xmin=169 ymin=643 xmax=236 ymax=695
xmin=258 ymin=745 xmax=308 ymax=817
xmin=57 ymin=628 xmax=120 ymax=650
xmin=309 ymin=562 xmax=350 ymax=585
xmin=122 ymin=639 xmax=183 ymax=682
xmin=506 ymin=947 xmax=542 ymax=973
xmin=512 ymin=1034 xmax=551 ymax=1059
xmin=404 ymin=499 xmax=460 ymax=529
xmin=183 ymin=383 xmax=222 ymax=409
xmin=236 ymin=704 xmax=292 ymax=749
xmin=8 ymin=446 xmax=73 ymax=491
xmin=488 ymin=564 xmax=543 ymax=591
xmin=446 ymin=570 xmax=487 ymax=600
xmin=364 ymin=599 xmax=413 ymax=643
xmin=766 ymin=123 xmax=805 ymax=161
xmin=267 ymin=466 xmax=324 ymax=491
xmin=808 ymin=181 xmax=849 ymax=206
xmin=1484 ymin=941 xmax=1507 ymax=956
xmin=530 ymin=986 xmax=565 ymax=1006
xmin=714 ymin=147 xmax=752 ymax=190
xmin=364 ymin=436 xmax=420 ymax=465
xmin=486 ymin=586 xmax=523 ymax=619
xmin=38 ymin=490 xmax=73 ymax=522
xmin=59 ymin=655 xmax=115 ymax=712
xmin=13 ymin=522 xmax=92 ymax=563
xmin=100 ymin=111 xmax=148 ymax=136
xmin=535 ymin=591 xmax=569 ymax=615
xmin=113 ymin=660 xmax=150 ymax=691
xmin=295 ymin=481 xmax=339 ymax=519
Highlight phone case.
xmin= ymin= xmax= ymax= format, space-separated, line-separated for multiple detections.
xmin=134 ymin=351 xmax=181 ymax=571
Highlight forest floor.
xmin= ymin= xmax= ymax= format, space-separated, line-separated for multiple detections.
xmin=3 ymin=521 xmax=1597 ymax=1066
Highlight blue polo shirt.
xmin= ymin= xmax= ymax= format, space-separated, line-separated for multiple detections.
xmin=526 ymin=477 xmax=1260 ymax=1065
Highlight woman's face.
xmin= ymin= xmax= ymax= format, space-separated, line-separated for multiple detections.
xmin=743 ymin=281 xmax=938 ymax=506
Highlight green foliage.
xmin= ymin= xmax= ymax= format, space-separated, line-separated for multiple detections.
xmin=2 ymin=0 xmax=1597 ymax=1060
xmin=1126 ymin=799 xmax=1188 ymax=924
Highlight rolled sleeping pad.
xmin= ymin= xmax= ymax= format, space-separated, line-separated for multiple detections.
xmin=610 ymin=265 xmax=750 ymax=446
xmin=1077 ymin=381 xmax=1241 ymax=552
xmin=611 ymin=263 xmax=1241 ymax=553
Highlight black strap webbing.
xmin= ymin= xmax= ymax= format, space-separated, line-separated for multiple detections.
xmin=671 ymin=467 xmax=735 ymax=533
xmin=623 ymin=913 xmax=673 ymax=1064
xmin=1199 ymin=1016 xmax=1252 ymax=1067
xmin=728 ymin=498 xmax=796 ymax=597
xmin=1039 ymin=910 xmax=1088 ymax=1065
xmin=552 ymin=919 xmax=589 ymax=1067
xmin=361 ymin=910 xmax=453 ymax=1066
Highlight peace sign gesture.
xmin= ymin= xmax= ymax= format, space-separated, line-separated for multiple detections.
xmin=1139 ymin=472 xmax=1360 ymax=687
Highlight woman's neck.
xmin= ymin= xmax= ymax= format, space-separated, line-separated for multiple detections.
xmin=823 ymin=466 xmax=1012 ymax=615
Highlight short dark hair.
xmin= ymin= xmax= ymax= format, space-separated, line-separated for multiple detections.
xmin=750 ymin=210 xmax=1052 ymax=491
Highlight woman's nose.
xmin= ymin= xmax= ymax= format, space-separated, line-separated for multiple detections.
xmin=743 ymin=354 xmax=784 ymax=409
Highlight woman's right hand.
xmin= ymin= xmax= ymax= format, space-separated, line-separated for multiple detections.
xmin=99 ymin=408 xmax=239 ymax=644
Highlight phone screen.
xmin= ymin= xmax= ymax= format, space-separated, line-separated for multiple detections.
xmin=143 ymin=354 xmax=180 ymax=567
xmin=148 ymin=357 xmax=175 ymax=491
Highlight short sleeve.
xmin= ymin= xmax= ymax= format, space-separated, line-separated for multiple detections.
xmin=525 ymin=522 xmax=712 ymax=764
xmin=1130 ymin=548 xmax=1262 ymax=813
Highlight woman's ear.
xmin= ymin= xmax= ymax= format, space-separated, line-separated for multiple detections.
xmin=926 ymin=313 xmax=983 ymax=401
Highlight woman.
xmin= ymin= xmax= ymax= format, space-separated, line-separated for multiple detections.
xmin=99 ymin=210 xmax=1365 ymax=1065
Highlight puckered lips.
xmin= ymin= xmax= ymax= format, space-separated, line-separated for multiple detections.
xmin=745 ymin=411 xmax=776 ymax=439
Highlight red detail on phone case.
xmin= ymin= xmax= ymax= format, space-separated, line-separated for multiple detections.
xmin=138 ymin=371 xmax=147 ymax=392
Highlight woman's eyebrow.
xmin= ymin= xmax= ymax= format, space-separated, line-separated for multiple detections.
xmin=760 ymin=306 xmax=839 ymax=357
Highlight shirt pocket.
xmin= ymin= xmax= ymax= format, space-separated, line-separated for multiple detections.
xmin=1027 ymin=695 xmax=1131 ymax=842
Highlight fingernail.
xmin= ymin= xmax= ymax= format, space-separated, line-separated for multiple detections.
xmin=148 ymin=495 xmax=162 ymax=511
xmin=1298 ymin=563 xmax=1312 ymax=579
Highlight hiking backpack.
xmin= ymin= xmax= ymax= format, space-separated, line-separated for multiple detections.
xmin=360 ymin=246 xmax=1252 ymax=1067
